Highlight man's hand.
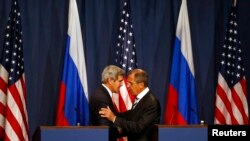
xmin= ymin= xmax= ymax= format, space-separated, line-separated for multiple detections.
xmin=99 ymin=106 xmax=116 ymax=122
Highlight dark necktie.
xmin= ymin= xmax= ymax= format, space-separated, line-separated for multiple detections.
xmin=132 ymin=98 xmax=139 ymax=109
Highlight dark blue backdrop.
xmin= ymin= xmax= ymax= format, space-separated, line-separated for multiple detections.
xmin=0 ymin=0 xmax=250 ymax=138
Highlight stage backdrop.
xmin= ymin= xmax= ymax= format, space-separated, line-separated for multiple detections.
xmin=0 ymin=0 xmax=250 ymax=138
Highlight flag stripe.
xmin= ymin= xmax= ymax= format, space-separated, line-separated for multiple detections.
xmin=5 ymin=106 xmax=25 ymax=141
xmin=114 ymin=0 xmax=136 ymax=140
xmin=164 ymin=0 xmax=199 ymax=125
xmin=4 ymin=117 xmax=18 ymax=141
xmin=63 ymin=40 xmax=89 ymax=125
xmin=214 ymin=4 xmax=249 ymax=125
xmin=231 ymin=84 xmax=245 ymax=123
xmin=216 ymin=74 xmax=239 ymax=124
xmin=0 ymin=115 xmax=5 ymax=138
xmin=114 ymin=0 xmax=137 ymax=113
xmin=56 ymin=0 xmax=89 ymax=126
xmin=164 ymin=85 xmax=177 ymax=124
xmin=68 ymin=10 xmax=89 ymax=100
xmin=119 ymin=81 xmax=133 ymax=110
xmin=56 ymin=82 xmax=69 ymax=125
xmin=0 ymin=65 xmax=8 ymax=83
xmin=10 ymin=77 xmax=29 ymax=138
xmin=0 ymin=89 xmax=7 ymax=107
xmin=7 ymin=82 xmax=29 ymax=140
xmin=0 ymin=0 xmax=29 ymax=140
xmin=214 ymin=106 xmax=226 ymax=124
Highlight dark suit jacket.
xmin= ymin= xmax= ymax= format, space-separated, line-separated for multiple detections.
xmin=114 ymin=90 xmax=161 ymax=141
xmin=89 ymin=85 xmax=120 ymax=141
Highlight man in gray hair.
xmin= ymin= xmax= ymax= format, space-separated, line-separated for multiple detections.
xmin=99 ymin=69 xmax=161 ymax=141
xmin=89 ymin=65 xmax=125 ymax=141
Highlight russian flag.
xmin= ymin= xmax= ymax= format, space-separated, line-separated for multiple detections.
xmin=56 ymin=0 xmax=89 ymax=126
xmin=164 ymin=0 xmax=199 ymax=125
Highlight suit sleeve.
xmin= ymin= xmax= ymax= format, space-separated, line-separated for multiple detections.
xmin=113 ymin=99 xmax=160 ymax=134
xmin=89 ymin=89 xmax=115 ymax=126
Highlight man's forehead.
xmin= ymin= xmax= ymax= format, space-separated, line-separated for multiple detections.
xmin=117 ymin=75 xmax=124 ymax=79
xmin=127 ymin=75 xmax=134 ymax=80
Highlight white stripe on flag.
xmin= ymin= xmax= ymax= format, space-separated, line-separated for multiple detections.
xmin=120 ymin=81 xmax=132 ymax=109
xmin=68 ymin=0 xmax=88 ymax=100
xmin=7 ymin=86 xmax=28 ymax=140
xmin=176 ymin=0 xmax=195 ymax=76
xmin=5 ymin=118 xmax=19 ymax=141
xmin=0 ymin=65 xmax=8 ymax=83
xmin=217 ymin=73 xmax=232 ymax=124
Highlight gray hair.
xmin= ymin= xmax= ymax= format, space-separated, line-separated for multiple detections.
xmin=102 ymin=65 xmax=125 ymax=83
xmin=128 ymin=69 xmax=149 ymax=87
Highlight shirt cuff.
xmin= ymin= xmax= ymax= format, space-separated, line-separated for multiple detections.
xmin=112 ymin=116 xmax=116 ymax=123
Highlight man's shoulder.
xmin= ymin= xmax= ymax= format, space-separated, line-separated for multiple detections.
xmin=146 ymin=91 xmax=158 ymax=100
xmin=90 ymin=85 xmax=109 ymax=99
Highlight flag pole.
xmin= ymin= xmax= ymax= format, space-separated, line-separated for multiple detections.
xmin=233 ymin=0 xmax=237 ymax=7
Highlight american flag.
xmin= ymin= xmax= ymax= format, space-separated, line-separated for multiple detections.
xmin=114 ymin=0 xmax=137 ymax=112
xmin=0 ymin=0 xmax=30 ymax=141
xmin=214 ymin=4 xmax=249 ymax=125
xmin=114 ymin=0 xmax=137 ymax=140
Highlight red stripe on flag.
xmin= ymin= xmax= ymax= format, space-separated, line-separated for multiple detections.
xmin=165 ymin=84 xmax=178 ymax=124
xmin=0 ymin=75 xmax=7 ymax=139
xmin=216 ymin=83 xmax=238 ymax=124
xmin=0 ymin=126 xmax=4 ymax=139
xmin=5 ymin=106 xmax=25 ymax=141
xmin=240 ymin=79 xmax=247 ymax=97
xmin=176 ymin=112 xmax=186 ymax=125
xmin=56 ymin=82 xmax=70 ymax=126
xmin=214 ymin=5 xmax=248 ymax=125
xmin=165 ymin=84 xmax=187 ymax=125
xmin=231 ymin=85 xmax=248 ymax=124
xmin=232 ymin=80 xmax=248 ymax=124
xmin=118 ymin=79 xmax=135 ymax=112
xmin=214 ymin=106 xmax=227 ymax=124
xmin=9 ymin=81 xmax=29 ymax=135
xmin=0 ymin=0 xmax=30 ymax=139
xmin=0 ymin=102 xmax=6 ymax=115
xmin=4 ymin=133 xmax=10 ymax=141
xmin=239 ymin=79 xmax=249 ymax=124
xmin=118 ymin=92 xmax=127 ymax=112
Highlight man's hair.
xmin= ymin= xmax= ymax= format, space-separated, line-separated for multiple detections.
xmin=128 ymin=69 xmax=148 ymax=86
xmin=102 ymin=65 xmax=125 ymax=83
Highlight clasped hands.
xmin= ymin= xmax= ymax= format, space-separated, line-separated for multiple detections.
xmin=99 ymin=106 xmax=116 ymax=122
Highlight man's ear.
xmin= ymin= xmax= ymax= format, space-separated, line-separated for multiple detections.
xmin=138 ymin=82 xmax=144 ymax=88
xmin=108 ymin=78 xmax=114 ymax=84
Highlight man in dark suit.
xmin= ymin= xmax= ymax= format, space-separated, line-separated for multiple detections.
xmin=89 ymin=65 xmax=125 ymax=141
xmin=99 ymin=69 xmax=161 ymax=141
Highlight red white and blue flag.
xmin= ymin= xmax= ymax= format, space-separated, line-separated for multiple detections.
xmin=56 ymin=0 xmax=89 ymax=126
xmin=164 ymin=0 xmax=199 ymax=125
xmin=0 ymin=0 xmax=30 ymax=140
xmin=114 ymin=0 xmax=137 ymax=140
xmin=214 ymin=4 xmax=249 ymax=125
xmin=114 ymin=0 xmax=137 ymax=113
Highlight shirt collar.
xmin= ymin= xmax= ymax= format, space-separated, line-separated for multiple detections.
xmin=136 ymin=87 xmax=149 ymax=102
